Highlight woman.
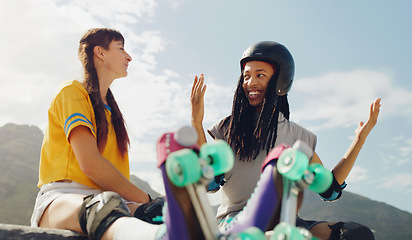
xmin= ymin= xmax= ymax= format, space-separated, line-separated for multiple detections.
xmin=191 ymin=41 xmax=380 ymax=239
xmin=30 ymin=28 xmax=164 ymax=240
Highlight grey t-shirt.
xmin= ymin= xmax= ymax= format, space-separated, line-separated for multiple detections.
xmin=208 ymin=113 xmax=317 ymax=221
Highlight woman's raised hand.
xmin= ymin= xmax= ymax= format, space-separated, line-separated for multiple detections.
xmin=355 ymin=98 xmax=381 ymax=140
xmin=190 ymin=74 xmax=207 ymax=127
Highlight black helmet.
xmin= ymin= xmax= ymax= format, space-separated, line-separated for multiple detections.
xmin=240 ymin=41 xmax=294 ymax=96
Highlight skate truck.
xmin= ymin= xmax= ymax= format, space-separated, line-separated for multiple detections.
xmin=268 ymin=141 xmax=333 ymax=240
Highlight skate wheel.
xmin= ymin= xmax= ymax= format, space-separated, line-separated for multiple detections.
xmin=277 ymin=148 xmax=309 ymax=181
xmin=174 ymin=125 xmax=198 ymax=147
xmin=199 ymin=140 xmax=234 ymax=176
xmin=307 ymin=163 xmax=333 ymax=193
xmin=237 ymin=226 xmax=266 ymax=240
xmin=272 ymin=223 xmax=306 ymax=240
xmin=166 ymin=149 xmax=201 ymax=187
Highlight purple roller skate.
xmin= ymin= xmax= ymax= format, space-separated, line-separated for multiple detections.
xmin=155 ymin=126 xmax=266 ymax=240
xmin=220 ymin=145 xmax=287 ymax=234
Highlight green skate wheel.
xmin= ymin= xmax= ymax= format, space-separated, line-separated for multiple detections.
xmin=199 ymin=140 xmax=234 ymax=176
xmin=237 ymin=227 xmax=266 ymax=240
xmin=272 ymin=223 xmax=306 ymax=240
xmin=277 ymin=148 xmax=309 ymax=181
xmin=166 ymin=149 xmax=201 ymax=187
xmin=308 ymin=163 xmax=333 ymax=193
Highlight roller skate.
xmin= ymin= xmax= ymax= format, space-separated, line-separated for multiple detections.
xmin=219 ymin=145 xmax=284 ymax=235
xmin=156 ymin=126 xmax=266 ymax=240
xmin=267 ymin=141 xmax=333 ymax=240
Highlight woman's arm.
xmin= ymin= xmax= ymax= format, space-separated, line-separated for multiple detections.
xmin=190 ymin=74 xmax=208 ymax=146
xmin=313 ymin=98 xmax=381 ymax=184
xmin=332 ymin=98 xmax=381 ymax=184
xmin=69 ymin=126 xmax=150 ymax=203
xmin=310 ymin=98 xmax=381 ymax=202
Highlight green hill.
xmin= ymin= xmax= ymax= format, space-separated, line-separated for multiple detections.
xmin=0 ymin=123 xmax=411 ymax=240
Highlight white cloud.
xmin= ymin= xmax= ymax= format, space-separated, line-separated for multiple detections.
xmin=129 ymin=141 xmax=157 ymax=163
xmin=379 ymin=136 xmax=412 ymax=167
xmin=391 ymin=135 xmax=406 ymax=142
xmin=201 ymin=76 xmax=235 ymax=124
xmin=399 ymin=138 xmax=412 ymax=157
xmin=0 ymin=0 xmax=165 ymax=130
xmin=163 ymin=0 xmax=183 ymax=10
xmin=0 ymin=1 xmax=181 ymax=182
xmin=378 ymin=173 xmax=412 ymax=194
xmin=69 ymin=0 xmax=158 ymax=23
xmin=1 ymin=1 xmax=194 ymax=182
xmin=111 ymin=69 xmax=234 ymax=150
xmin=291 ymin=70 xmax=412 ymax=131
xmin=346 ymin=165 xmax=369 ymax=183
xmin=113 ymin=73 xmax=189 ymax=134
xmin=0 ymin=0 xmax=178 ymax=204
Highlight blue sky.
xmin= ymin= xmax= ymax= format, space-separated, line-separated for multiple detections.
xmin=0 ymin=0 xmax=411 ymax=214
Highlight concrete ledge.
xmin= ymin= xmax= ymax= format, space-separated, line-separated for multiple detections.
xmin=0 ymin=223 xmax=87 ymax=240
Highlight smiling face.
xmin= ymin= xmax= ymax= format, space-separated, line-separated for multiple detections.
xmin=242 ymin=61 xmax=275 ymax=111
xmin=102 ymin=40 xmax=132 ymax=79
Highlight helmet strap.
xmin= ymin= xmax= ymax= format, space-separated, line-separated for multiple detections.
xmin=273 ymin=95 xmax=279 ymax=107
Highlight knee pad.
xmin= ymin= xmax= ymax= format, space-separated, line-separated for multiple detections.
xmin=78 ymin=191 xmax=131 ymax=240
xmin=328 ymin=222 xmax=375 ymax=240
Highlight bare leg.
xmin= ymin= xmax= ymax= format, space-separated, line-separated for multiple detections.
xmin=39 ymin=193 xmax=141 ymax=240
xmin=310 ymin=222 xmax=333 ymax=240
xmin=39 ymin=194 xmax=84 ymax=233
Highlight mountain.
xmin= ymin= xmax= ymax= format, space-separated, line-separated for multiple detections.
xmin=299 ymin=190 xmax=412 ymax=240
xmin=0 ymin=123 xmax=42 ymax=226
xmin=0 ymin=123 xmax=411 ymax=240
xmin=130 ymin=175 xmax=162 ymax=199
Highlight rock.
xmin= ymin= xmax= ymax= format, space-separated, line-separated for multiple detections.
xmin=0 ymin=223 xmax=87 ymax=240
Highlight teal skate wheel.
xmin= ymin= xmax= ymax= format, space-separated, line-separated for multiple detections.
xmin=199 ymin=140 xmax=234 ymax=176
xmin=277 ymin=148 xmax=309 ymax=181
xmin=237 ymin=227 xmax=266 ymax=240
xmin=272 ymin=223 xmax=306 ymax=240
xmin=308 ymin=163 xmax=333 ymax=193
xmin=166 ymin=149 xmax=201 ymax=187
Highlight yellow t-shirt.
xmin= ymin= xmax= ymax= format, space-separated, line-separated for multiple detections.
xmin=38 ymin=80 xmax=130 ymax=189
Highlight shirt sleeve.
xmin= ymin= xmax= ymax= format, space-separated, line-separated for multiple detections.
xmin=207 ymin=117 xmax=227 ymax=141
xmin=52 ymin=84 xmax=96 ymax=142
xmin=289 ymin=120 xmax=317 ymax=152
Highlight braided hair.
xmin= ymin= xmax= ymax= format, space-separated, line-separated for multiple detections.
xmin=221 ymin=72 xmax=290 ymax=162
xmin=78 ymin=28 xmax=130 ymax=155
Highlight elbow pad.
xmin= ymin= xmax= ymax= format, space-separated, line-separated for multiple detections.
xmin=207 ymin=174 xmax=225 ymax=193
xmin=319 ymin=171 xmax=347 ymax=202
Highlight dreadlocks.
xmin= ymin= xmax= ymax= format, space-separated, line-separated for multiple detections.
xmin=221 ymin=73 xmax=290 ymax=162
